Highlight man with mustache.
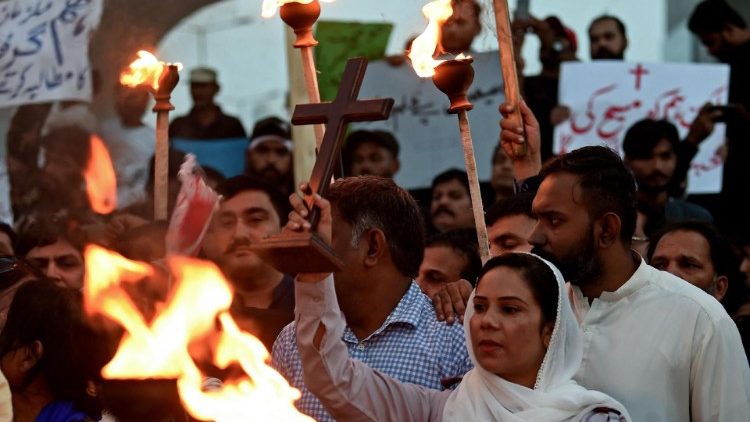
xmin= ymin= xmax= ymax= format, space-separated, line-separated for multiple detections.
xmin=201 ymin=175 xmax=293 ymax=350
xmin=622 ymin=119 xmax=712 ymax=228
xmin=429 ymin=169 xmax=475 ymax=233
xmin=245 ymin=117 xmax=295 ymax=197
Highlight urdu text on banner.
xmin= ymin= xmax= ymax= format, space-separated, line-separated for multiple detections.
xmin=553 ymin=61 xmax=730 ymax=195
xmin=0 ymin=0 xmax=103 ymax=108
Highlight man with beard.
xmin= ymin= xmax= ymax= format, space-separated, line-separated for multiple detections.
xmin=244 ymin=117 xmax=294 ymax=197
xmin=201 ymin=175 xmax=293 ymax=350
xmin=429 ymin=169 xmax=475 ymax=233
xmin=526 ymin=145 xmax=749 ymax=421
xmin=588 ymin=15 xmax=628 ymax=60
xmin=439 ymin=103 xmax=750 ymax=419
xmin=622 ymin=119 xmax=712 ymax=226
xmin=688 ymin=0 xmax=750 ymax=233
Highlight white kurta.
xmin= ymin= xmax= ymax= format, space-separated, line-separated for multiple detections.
xmin=570 ymin=259 xmax=750 ymax=421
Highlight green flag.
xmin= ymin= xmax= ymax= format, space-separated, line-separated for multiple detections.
xmin=314 ymin=21 xmax=393 ymax=101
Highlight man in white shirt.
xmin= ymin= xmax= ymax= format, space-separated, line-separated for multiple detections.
xmin=98 ymin=83 xmax=155 ymax=208
xmin=527 ymin=145 xmax=750 ymax=421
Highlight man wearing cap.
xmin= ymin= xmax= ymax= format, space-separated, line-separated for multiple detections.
xmin=343 ymin=130 xmax=400 ymax=179
xmin=245 ymin=117 xmax=295 ymax=197
xmin=169 ymin=67 xmax=246 ymax=140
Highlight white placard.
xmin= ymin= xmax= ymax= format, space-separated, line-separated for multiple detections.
xmin=554 ymin=61 xmax=730 ymax=194
xmin=0 ymin=0 xmax=103 ymax=107
xmin=354 ymin=51 xmax=504 ymax=189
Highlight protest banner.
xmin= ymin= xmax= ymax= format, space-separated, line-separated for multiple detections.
xmin=554 ymin=61 xmax=730 ymax=194
xmin=0 ymin=0 xmax=103 ymax=107
xmin=353 ymin=51 xmax=504 ymax=189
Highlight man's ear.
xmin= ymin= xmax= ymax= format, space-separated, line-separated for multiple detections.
xmin=714 ymin=275 xmax=729 ymax=302
xmin=597 ymin=213 xmax=622 ymax=249
xmin=363 ymin=229 xmax=387 ymax=268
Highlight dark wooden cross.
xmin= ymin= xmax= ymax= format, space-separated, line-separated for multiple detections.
xmin=251 ymin=57 xmax=394 ymax=273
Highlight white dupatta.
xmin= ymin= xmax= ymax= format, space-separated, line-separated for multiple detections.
xmin=443 ymin=254 xmax=630 ymax=422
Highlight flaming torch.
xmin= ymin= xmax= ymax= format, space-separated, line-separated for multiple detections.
xmin=83 ymin=134 xmax=118 ymax=215
xmin=84 ymin=245 xmax=314 ymax=422
xmin=491 ymin=0 xmax=527 ymax=157
xmin=120 ymin=50 xmax=182 ymax=221
xmin=262 ymin=0 xmax=334 ymax=147
xmin=409 ymin=0 xmax=490 ymax=264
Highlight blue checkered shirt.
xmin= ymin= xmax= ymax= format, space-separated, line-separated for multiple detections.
xmin=272 ymin=281 xmax=472 ymax=422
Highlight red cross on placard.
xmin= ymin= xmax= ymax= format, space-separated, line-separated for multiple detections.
xmin=629 ymin=63 xmax=649 ymax=91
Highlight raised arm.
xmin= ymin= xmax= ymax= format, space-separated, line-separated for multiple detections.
xmin=499 ymin=100 xmax=542 ymax=182
xmin=287 ymin=187 xmax=450 ymax=422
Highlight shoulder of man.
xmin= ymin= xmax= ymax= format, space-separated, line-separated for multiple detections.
xmin=645 ymin=263 xmax=731 ymax=324
xmin=270 ymin=321 xmax=299 ymax=374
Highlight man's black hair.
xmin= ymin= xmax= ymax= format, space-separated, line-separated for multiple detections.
xmin=215 ymin=175 xmax=291 ymax=225
xmin=539 ymin=146 xmax=637 ymax=244
xmin=250 ymin=116 xmax=291 ymax=140
xmin=689 ymin=0 xmax=747 ymax=34
xmin=426 ymin=228 xmax=482 ymax=283
xmin=431 ymin=168 xmax=470 ymax=194
xmin=589 ymin=15 xmax=627 ymax=38
xmin=622 ymin=119 xmax=679 ymax=160
xmin=485 ymin=192 xmax=536 ymax=226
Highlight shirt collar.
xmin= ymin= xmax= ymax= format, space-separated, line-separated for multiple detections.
xmin=342 ymin=281 xmax=424 ymax=343
xmin=569 ymin=255 xmax=648 ymax=304
xmin=597 ymin=256 xmax=649 ymax=302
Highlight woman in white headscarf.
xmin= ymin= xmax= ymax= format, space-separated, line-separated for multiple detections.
xmin=294 ymin=250 xmax=631 ymax=421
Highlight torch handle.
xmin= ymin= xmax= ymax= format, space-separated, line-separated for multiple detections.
xmin=492 ymin=0 xmax=527 ymax=157
xmin=154 ymin=110 xmax=170 ymax=221
xmin=458 ymin=111 xmax=491 ymax=265
xmin=300 ymin=46 xmax=326 ymax=147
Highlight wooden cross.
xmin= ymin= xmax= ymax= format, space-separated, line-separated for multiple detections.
xmin=294 ymin=56 xmax=394 ymax=225
xmin=251 ymin=57 xmax=394 ymax=273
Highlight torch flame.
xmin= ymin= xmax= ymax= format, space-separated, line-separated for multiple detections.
xmin=120 ymin=50 xmax=182 ymax=91
xmin=261 ymin=0 xmax=334 ymax=18
xmin=84 ymin=134 xmax=117 ymax=214
xmin=408 ymin=0 xmax=455 ymax=77
xmin=83 ymin=246 xmax=313 ymax=421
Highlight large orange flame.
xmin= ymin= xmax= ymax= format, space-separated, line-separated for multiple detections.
xmin=120 ymin=50 xmax=182 ymax=91
xmin=261 ymin=0 xmax=335 ymax=18
xmin=83 ymin=134 xmax=118 ymax=214
xmin=408 ymin=0 xmax=455 ymax=77
xmin=83 ymin=246 xmax=313 ymax=421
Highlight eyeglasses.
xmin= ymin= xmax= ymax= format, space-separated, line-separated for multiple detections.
xmin=0 ymin=255 xmax=44 ymax=292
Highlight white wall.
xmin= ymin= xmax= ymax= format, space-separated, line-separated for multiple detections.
xmin=158 ymin=0 xmax=668 ymax=130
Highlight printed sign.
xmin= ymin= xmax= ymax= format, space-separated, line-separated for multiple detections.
xmin=353 ymin=51 xmax=504 ymax=189
xmin=554 ymin=61 xmax=730 ymax=194
xmin=0 ymin=0 xmax=103 ymax=107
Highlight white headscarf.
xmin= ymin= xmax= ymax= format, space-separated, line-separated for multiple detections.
xmin=443 ymin=253 xmax=630 ymax=422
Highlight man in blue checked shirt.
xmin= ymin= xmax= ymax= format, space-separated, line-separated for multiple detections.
xmin=272 ymin=176 xmax=473 ymax=421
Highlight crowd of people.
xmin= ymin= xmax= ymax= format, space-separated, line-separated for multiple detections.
xmin=0 ymin=0 xmax=749 ymax=420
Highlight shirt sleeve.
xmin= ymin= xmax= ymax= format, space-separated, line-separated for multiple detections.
xmin=689 ymin=310 xmax=750 ymax=421
xmin=295 ymin=276 xmax=451 ymax=422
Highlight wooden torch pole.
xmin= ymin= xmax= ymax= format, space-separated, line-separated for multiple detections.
xmin=492 ymin=0 xmax=527 ymax=157
xmin=458 ymin=110 xmax=490 ymax=264
xmin=152 ymin=64 xmax=180 ymax=221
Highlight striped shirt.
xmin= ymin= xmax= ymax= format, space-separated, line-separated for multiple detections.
xmin=272 ymin=281 xmax=472 ymax=421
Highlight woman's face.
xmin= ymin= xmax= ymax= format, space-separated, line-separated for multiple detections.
xmin=469 ymin=266 xmax=554 ymax=388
